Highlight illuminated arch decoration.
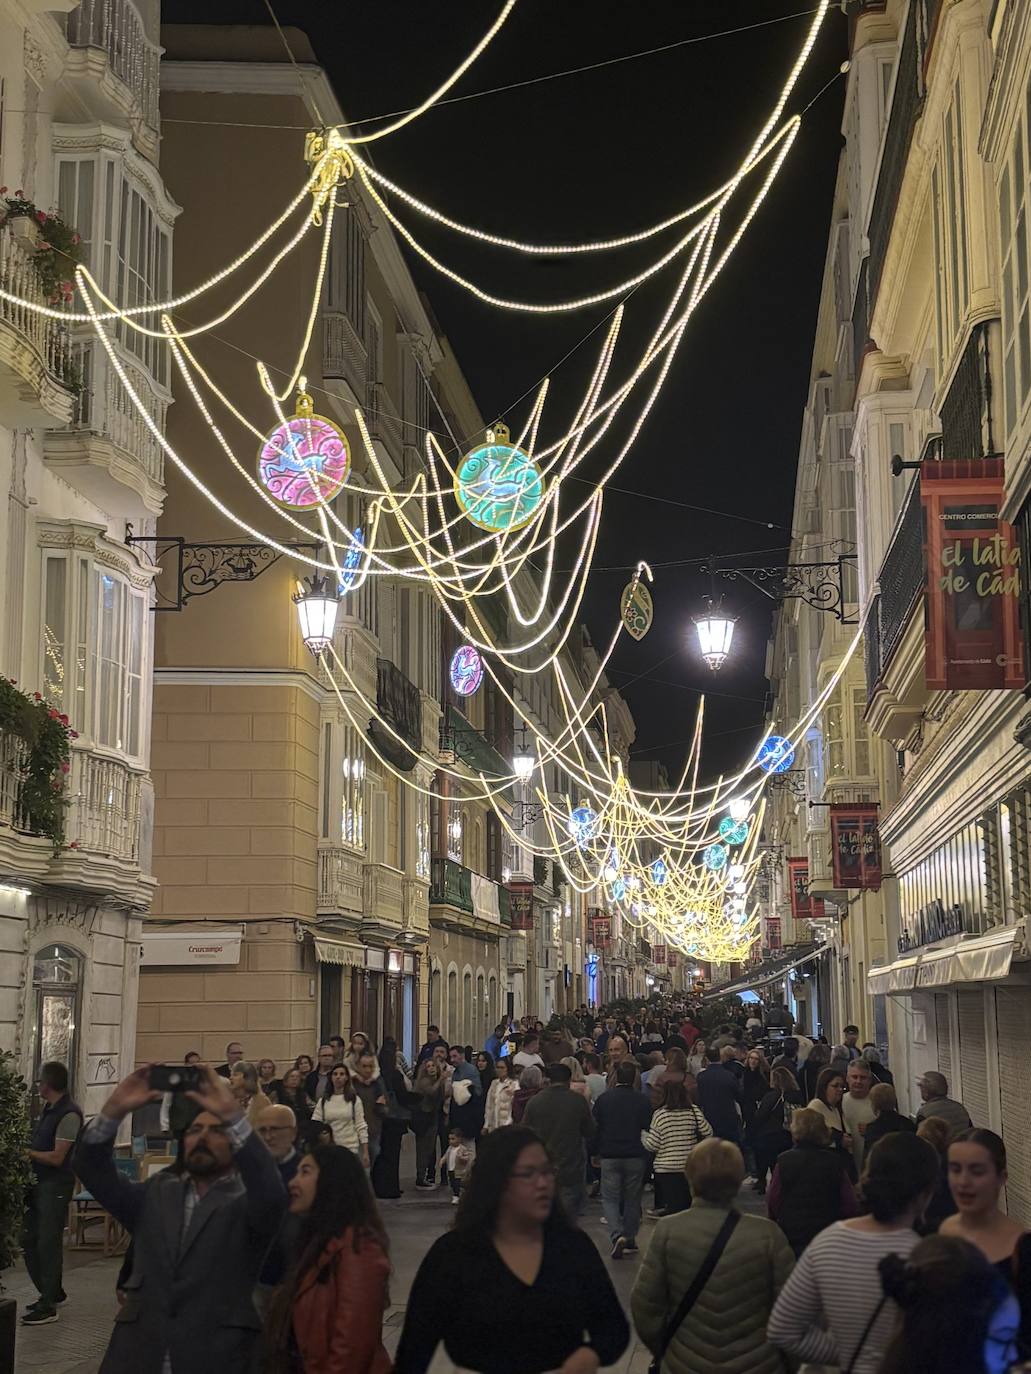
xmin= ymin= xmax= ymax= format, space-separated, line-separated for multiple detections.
xmin=454 ymin=424 xmax=544 ymax=533
xmin=718 ymin=817 xmax=749 ymax=845
xmin=567 ymin=804 xmax=600 ymax=849
xmin=337 ymin=526 xmax=365 ymax=594
xmin=756 ymin=734 xmax=796 ymax=774
xmin=449 ymin=644 xmax=484 ymax=696
xmin=257 ymin=391 xmax=350 ymax=510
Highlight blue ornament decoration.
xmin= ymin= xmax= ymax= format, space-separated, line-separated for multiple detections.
xmin=703 ymin=843 xmax=728 ymax=871
xmin=567 ymin=805 xmax=599 ymax=849
xmin=651 ymin=858 xmax=668 ymax=886
xmin=337 ymin=526 xmax=364 ymax=595
xmin=610 ymin=878 xmax=626 ymax=902
xmin=718 ymin=817 xmax=749 ymax=845
xmin=756 ymin=735 xmax=795 ymax=774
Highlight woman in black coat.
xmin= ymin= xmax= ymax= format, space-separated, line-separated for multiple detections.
xmin=766 ymin=1107 xmax=857 ymax=1256
xmin=752 ymin=1065 xmax=804 ymax=1194
xmin=371 ymin=1038 xmax=411 ymax=1199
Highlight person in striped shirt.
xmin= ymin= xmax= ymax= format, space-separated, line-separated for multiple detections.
xmin=641 ymin=1077 xmax=712 ymax=1217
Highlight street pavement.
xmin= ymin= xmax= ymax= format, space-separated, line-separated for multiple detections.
xmin=7 ymin=1146 xmax=767 ymax=1374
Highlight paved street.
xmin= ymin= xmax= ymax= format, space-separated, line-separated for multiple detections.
xmin=8 ymin=1144 xmax=766 ymax=1374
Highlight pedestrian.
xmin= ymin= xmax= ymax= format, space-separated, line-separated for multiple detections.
xmin=752 ymin=1066 xmax=804 ymax=1195
xmin=447 ymin=1044 xmax=483 ymax=1139
xmin=269 ymin=1066 xmax=314 ymax=1132
xmin=345 ymin=1031 xmax=374 ymax=1073
xmin=842 ymin=1025 xmax=861 ymax=1061
xmin=695 ymin=1046 xmax=742 ymax=1142
xmin=770 ymin=1037 xmax=800 ymax=1079
xmin=841 ymin=1059 xmax=877 ymax=1172
xmin=74 ymin=1065 xmax=286 ymax=1372
xmin=511 ymin=1063 xmax=543 ymax=1123
xmin=863 ymin=1082 xmax=917 ymax=1151
xmin=740 ymin=1047 xmax=770 ymax=1174
xmin=523 ymin=1061 xmax=595 ymax=1216
xmin=799 ymin=1040 xmax=830 ymax=1102
xmin=767 ymin=1132 xmax=940 ymax=1374
xmin=861 ymin=1044 xmax=893 ymax=1085
xmin=20 ymin=1062 xmax=82 ymax=1326
xmin=766 ymin=1107 xmax=856 ymax=1256
xmin=632 ymin=1138 xmax=794 ymax=1374
xmin=485 ymin=1021 xmax=507 ymax=1060
xmin=327 ymin=1034 xmax=347 ymax=1063
xmin=230 ymin=1061 xmax=272 ymax=1125
xmin=513 ymin=1031 xmax=545 ymax=1073
xmin=916 ymin=1115 xmax=957 ymax=1233
xmin=605 ymin=1035 xmax=642 ymax=1090
xmin=915 ymin=1070 xmax=972 ymax=1140
xmin=266 ymin=1145 xmax=391 ymax=1374
xmin=371 ymin=1038 xmax=410 ymax=1199
xmin=415 ymin=1024 xmax=448 ymax=1065
xmin=877 ymin=1234 xmax=1021 ymax=1374
xmin=305 ymin=1045 xmax=336 ymax=1101
xmin=940 ymin=1127 xmax=1031 ymax=1350
xmin=257 ymin=1058 xmax=279 ymax=1097
xmin=393 ymin=1125 xmax=629 ymax=1373
xmin=411 ymin=1058 xmax=447 ymax=1188
xmin=444 ymin=1125 xmax=475 ymax=1204
xmin=311 ymin=1064 xmax=370 ymax=1166
xmin=642 ymin=1076 xmax=712 ymax=1218
xmin=475 ymin=1050 xmax=497 ymax=1094
xmin=686 ymin=1037 xmax=709 ymax=1079
xmin=807 ymin=1066 xmax=850 ymax=1145
xmin=255 ymin=1104 xmax=301 ymax=1185
xmin=592 ymin=1060 xmax=654 ymax=1258
xmin=484 ymin=1055 xmax=518 ymax=1132
xmin=293 ymin=1052 xmax=314 ymax=1079
xmin=215 ymin=1041 xmax=244 ymax=1077
xmin=352 ymin=1052 xmax=387 ymax=1168
xmin=582 ymin=1051 xmax=607 ymax=1102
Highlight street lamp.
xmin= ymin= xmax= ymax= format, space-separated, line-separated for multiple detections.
xmin=694 ymin=598 xmax=737 ymax=671
xmin=512 ymin=724 xmax=535 ymax=780
xmin=292 ymin=574 xmax=340 ymax=656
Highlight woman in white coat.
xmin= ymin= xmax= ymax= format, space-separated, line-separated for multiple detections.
xmin=483 ymin=1056 xmax=518 ymax=1132
xmin=312 ymin=1063 xmax=370 ymax=1166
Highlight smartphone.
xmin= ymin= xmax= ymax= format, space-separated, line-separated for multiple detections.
xmin=149 ymin=1064 xmax=203 ymax=1094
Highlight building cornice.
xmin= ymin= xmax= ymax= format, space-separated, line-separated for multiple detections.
xmin=154 ymin=666 xmax=326 ymax=702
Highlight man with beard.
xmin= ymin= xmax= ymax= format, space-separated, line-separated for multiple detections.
xmin=75 ymin=1063 xmax=285 ymax=1374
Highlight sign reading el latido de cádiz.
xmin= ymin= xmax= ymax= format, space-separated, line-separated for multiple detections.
xmin=921 ymin=457 xmax=1023 ymax=691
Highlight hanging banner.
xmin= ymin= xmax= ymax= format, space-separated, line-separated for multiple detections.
xmin=922 ymin=458 xmax=1023 ymax=690
xmin=765 ymin=916 xmax=782 ymax=952
xmin=588 ymin=907 xmax=611 ymax=946
xmin=787 ymin=857 xmax=825 ymax=924
xmin=830 ymin=803 xmax=882 ymax=889
xmin=508 ymin=882 xmax=535 ymax=931
xmin=652 ymin=943 xmax=667 ymax=966
xmin=620 ymin=579 xmax=654 ymax=640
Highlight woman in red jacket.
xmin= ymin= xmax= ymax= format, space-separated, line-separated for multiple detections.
xmin=266 ymin=1144 xmax=391 ymax=1374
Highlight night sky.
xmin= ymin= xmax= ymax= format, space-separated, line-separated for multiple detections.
xmin=164 ymin=0 xmax=847 ymax=781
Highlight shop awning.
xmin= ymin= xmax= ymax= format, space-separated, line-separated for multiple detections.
xmin=705 ymin=944 xmax=825 ymax=999
xmin=314 ymin=937 xmax=366 ymax=967
xmin=867 ymin=923 xmax=1024 ymax=996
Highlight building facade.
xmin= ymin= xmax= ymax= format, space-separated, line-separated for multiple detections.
xmin=0 ymin=0 xmax=170 ymax=1113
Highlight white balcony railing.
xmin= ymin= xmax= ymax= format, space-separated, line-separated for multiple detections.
xmin=65 ymin=0 xmax=160 ymax=132
xmin=0 ymin=730 xmax=31 ymax=833
xmin=59 ymin=339 xmax=165 ymax=485
xmin=0 ymin=224 xmax=73 ymax=391
xmin=67 ymin=750 xmax=143 ymax=863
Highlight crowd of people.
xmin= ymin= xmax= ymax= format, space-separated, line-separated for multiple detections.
xmin=17 ymin=998 xmax=1031 ymax=1373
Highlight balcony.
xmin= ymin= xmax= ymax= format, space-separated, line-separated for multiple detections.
xmin=368 ymin=658 xmax=422 ymax=771
xmin=0 ymin=224 xmax=76 ymax=427
xmin=44 ymin=340 xmax=166 ymax=516
xmin=0 ymin=729 xmax=54 ymax=879
xmin=317 ymin=845 xmax=363 ymax=921
xmin=360 ymin=861 xmax=404 ymax=943
xmin=364 ymin=380 xmax=404 ymax=477
xmin=429 ymin=857 xmax=509 ymax=935
xmin=430 ymin=856 xmax=472 ymax=913
xmin=48 ymin=749 xmax=151 ymax=904
xmin=866 ymin=0 xmax=921 ymax=310
xmin=440 ymin=702 xmax=509 ymax=781
xmin=940 ymin=321 xmax=1000 ymax=462
xmin=322 ymin=311 xmax=367 ymax=408
xmin=63 ymin=0 xmax=160 ymax=154
xmin=865 ymin=476 xmax=928 ymax=740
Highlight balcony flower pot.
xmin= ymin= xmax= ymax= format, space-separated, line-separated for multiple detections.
xmin=7 ymin=214 xmax=40 ymax=249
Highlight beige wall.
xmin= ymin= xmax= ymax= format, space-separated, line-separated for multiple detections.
xmin=429 ymin=927 xmax=502 ymax=1049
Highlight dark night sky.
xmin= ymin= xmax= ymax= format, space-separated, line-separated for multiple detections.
xmin=164 ymin=0 xmax=847 ymax=782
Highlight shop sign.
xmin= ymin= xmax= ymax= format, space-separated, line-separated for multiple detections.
xmin=922 ymin=458 xmax=1023 ymax=691
xmin=508 ymin=881 xmax=535 ymax=931
xmin=787 ymin=858 xmax=824 ymax=923
xmin=140 ymin=929 xmax=242 ymax=965
xmin=652 ymin=943 xmax=667 ymax=966
xmin=588 ymin=907 xmax=611 ymax=946
xmin=898 ymin=898 xmax=975 ymax=952
xmin=765 ymin=916 xmax=782 ymax=952
xmin=830 ymin=803 xmax=882 ymax=889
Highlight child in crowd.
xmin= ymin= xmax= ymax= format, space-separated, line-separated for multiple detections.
xmin=445 ymin=1126 xmax=475 ymax=1204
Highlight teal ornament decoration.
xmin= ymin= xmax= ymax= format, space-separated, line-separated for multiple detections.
xmin=703 ymin=843 xmax=728 ymax=871
xmin=718 ymin=817 xmax=749 ymax=845
xmin=454 ymin=423 xmax=544 ymax=533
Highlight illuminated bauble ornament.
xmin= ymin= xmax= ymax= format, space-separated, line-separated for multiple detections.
xmin=620 ymin=578 xmax=654 ymax=641
xmin=756 ymin=735 xmax=796 ymax=774
xmin=258 ymin=390 xmax=350 ymax=509
xmin=703 ymin=843 xmax=728 ymax=871
xmin=337 ymin=527 xmax=364 ymax=595
xmin=602 ymin=845 xmax=621 ymax=882
xmin=610 ymin=877 xmax=626 ymax=902
xmin=728 ymin=863 xmax=745 ymax=881
xmin=719 ymin=817 xmax=749 ymax=845
xmin=651 ymin=857 xmax=668 ymax=886
xmin=454 ymin=423 xmax=544 ymax=532
xmin=567 ymin=804 xmax=600 ymax=849
xmin=728 ymin=796 xmax=751 ymax=822
xmin=449 ymin=645 xmax=484 ymax=696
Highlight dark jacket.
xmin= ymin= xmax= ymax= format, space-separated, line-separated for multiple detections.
xmin=510 ymin=1085 xmax=540 ymax=1124
xmin=76 ymin=1127 xmax=286 ymax=1374
xmin=767 ymin=1142 xmax=856 ymax=1255
xmin=593 ymin=1085 xmax=653 ymax=1158
xmin=753 ymin=1088 xmax=805 ymax=1144
xmin=290 ymin=1229 xmax=391 ymax=1374
xmin=306 ymin=1069 xmax=332 ymax=1102
xmin=523 ymin=1085 xmax=595 ymax=1190
xmin=740 ymin=1069 xmax=769 ymax=1131
xmin=695 ymin=1064 xmax=742 ymax=1141
xmin=30 ymin=1093 xmax=83 ymax=1182
xmin=863 ymin=1108 xmax=916 ymax=1150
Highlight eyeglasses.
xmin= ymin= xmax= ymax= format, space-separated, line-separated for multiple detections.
xmin=510 ymin=1164 xmax=557 ymax=1182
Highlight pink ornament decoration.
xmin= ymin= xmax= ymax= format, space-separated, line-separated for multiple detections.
xmin=258 ymin=399 xmax=351 ymax=511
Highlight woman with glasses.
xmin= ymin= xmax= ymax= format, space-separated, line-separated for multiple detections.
xmin=311 ymin=1064 xmax=370 ymax=1168
xmin=393 ymin=1125 xmax=629 ymax=1374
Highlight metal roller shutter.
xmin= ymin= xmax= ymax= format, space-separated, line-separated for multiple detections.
xmin=935 ymin=993 xmax=952 ymax=1083
xmin=996 ymin=988 xmax=1031 ymax=1226
xmin=957 ymin=989 xmax=990 ymax=1128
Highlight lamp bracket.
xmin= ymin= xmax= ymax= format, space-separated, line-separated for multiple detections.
xmin=126 ymin=533 xmax=320 ymax=611
xmin=767 ymin=769 xmax=808 ymax=799
xmin=701 ymin=553 xmax=859 ymax=623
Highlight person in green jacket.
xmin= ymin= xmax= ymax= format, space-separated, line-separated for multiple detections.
xmin=631 ymin=1137 xmax=794 ymax=1374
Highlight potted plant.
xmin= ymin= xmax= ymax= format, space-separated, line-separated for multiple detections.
xmin=0 ymin=677 xmax=76 ymax=852
xmin=0 ymin=1050 xmax=32 ymax=1371
xmin=0 ymin=189 xmax=83 ymax=305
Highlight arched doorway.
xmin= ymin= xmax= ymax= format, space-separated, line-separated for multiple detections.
xmin=32 ymin=943 xmax=83 ymax=1092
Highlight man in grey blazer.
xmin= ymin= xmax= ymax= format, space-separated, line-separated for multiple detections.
xmin=76 ymin=1064 xmax=287 ymax=1374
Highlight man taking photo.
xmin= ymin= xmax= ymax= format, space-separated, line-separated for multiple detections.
xmin=75 ymin=1063 xmax=286 ymax=1374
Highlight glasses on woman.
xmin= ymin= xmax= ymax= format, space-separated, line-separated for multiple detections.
xmin=510 ymin=1163 xmax=558 ymax=1182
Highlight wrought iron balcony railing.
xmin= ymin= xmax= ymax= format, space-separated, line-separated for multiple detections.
xmin=875 ymin=477 xmax=924 ymax=673
xmin=429 ymin=856 xmax=473 ymax=913
xmin=940 ymin=320 xmax=999 ymax=461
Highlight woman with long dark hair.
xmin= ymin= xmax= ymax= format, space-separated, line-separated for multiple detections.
xmin=752 ymin=1066 xmax=804 ymax=1195
xmin=266 ymin=1145 xmax=391 ymax=1374
xmin=311 ymin=1064 xmax=369 ymax=1166
xmin=371 ymin=1038 xmax=409 ymax=1200
xmin=878 ymin=1235 xmax=1019 ymax=1374
xmin=271 ymin=1066 xmax=314 ymax=1131
xmin=393 ymin=1126 xmax=629 ymax=1374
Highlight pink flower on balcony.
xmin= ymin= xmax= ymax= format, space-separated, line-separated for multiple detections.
xmin=32 ymin=692 xmax=41 ymax=701
xmin=48 ymin=708 xmax=59 ymax=719
xmin=71 ymin=234 xmax=80 ymax=245
xmin=15 ymin=190 xmax=23 ymax=197
xmin=0 ymin=187 xmax=7 ymax=195
xmin=70 ymin=729 xmax=79 ymax=739
xmin=36 ymin=211 xmax=47 ymax=224
xmin=59 ymin=714 xmax=69 ymax=725
xmin=68 ymin=841 xmax=80 ymax=850
xmin=60 ymin=762 xmax=70 ymax=773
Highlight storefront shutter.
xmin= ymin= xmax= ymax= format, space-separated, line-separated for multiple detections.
xmin=934 ymin=993 xmax=952 ymax=1084
xmin=996 ymin=988 xmax=1031 ymax=1226
xmin=957 ymin=988 xmax=990 ymax=1128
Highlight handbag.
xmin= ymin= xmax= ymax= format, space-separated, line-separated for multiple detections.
xmin=383 ymin=1085 xmax=412 ymax=1124
xmin=647 ymin=1210 xmax=740 ymax=1374
xmin=781 ymin=1094 xmax=797 ymax=1129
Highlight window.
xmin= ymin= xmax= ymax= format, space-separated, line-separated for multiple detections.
xmin=415 ymin=791 xmax=430 ymax=879
xmin=1001 ymin=79 xmax=1031 ymax=439
xmin=932 ymin=83 xmax=970 ymax=370
xmin=33 ymin=944 xmax=83 ymax=1093
xmin=447 ymin=807 xmax=464 ymax=863
xmin=43 ymin=558 xmax=67 ymax=707
xmin=341 ymin=726 xmax=366 ymax=850
xmin=94 ymin=572 xmax=145 ymax=755
xmin=328 ymin=212 xmax=366 ymax=336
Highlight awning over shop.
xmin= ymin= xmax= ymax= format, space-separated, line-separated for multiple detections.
xmin=867 ymin=923 xmax=1024 ymax=997
xmin=705 ymin=943 xmax=825 ymax=999
xmin=314 ymin=937 xmax=366 ymax=967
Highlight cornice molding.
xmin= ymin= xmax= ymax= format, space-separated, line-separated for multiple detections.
xmin=154 ymin=666 xmax=326 ymax=702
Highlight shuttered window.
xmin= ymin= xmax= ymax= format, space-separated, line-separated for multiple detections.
xmin=997 ymin=988 xmax=1031 ymax=1225
xmin=934 ymin=993 xmax=952 ymax=1084
xmin=957 ymin=989 xmax=990 ymax=1128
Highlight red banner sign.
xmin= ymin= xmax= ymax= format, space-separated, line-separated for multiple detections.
xmin=922 ymin=458 xmax=1023 ymax=690
xmin=508 ymin=882 xmax=534 ymax=931
xmin=830 ymin=803 xmax=882 ymax=889
xmin=588 ymin=908 xmax=611 ymax=947
xmin=787 ymin=857 xmax=824 ymax=924
xmin=765 ymin=916 xmax=782 ymax=952
xmin=652 ymin=943 xmax=667 ymax=966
